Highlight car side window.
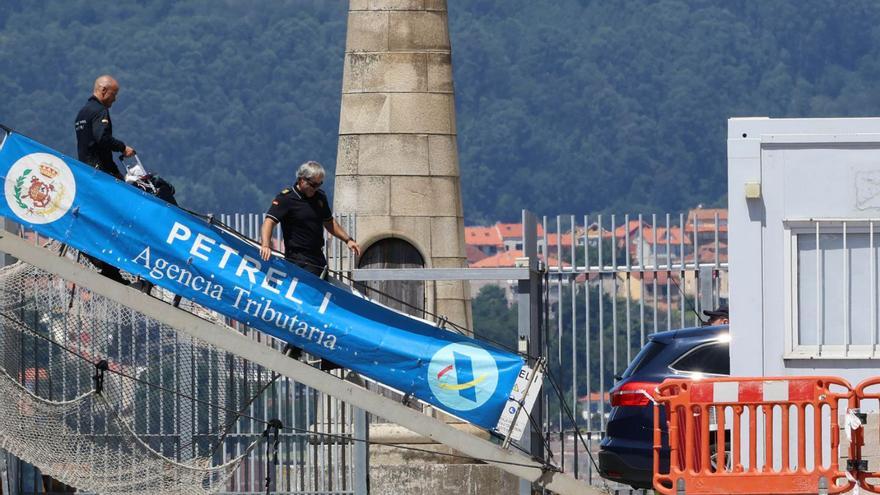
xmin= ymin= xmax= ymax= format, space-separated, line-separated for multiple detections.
xmin=671 ymin=342 xmax=729 ymax=375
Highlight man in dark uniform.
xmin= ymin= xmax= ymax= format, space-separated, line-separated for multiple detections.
xmin=259 ymin=161 xmax=360 ymax=275
xmin=74 ymin=75 xmax=136 ymax=284
xmin=702 ymin=306 xmax=729 ymax=326
xmin=260 ymin=161 xmax=359 ymax=371
xmin=75 ymin=75 xmax=135 ymax=179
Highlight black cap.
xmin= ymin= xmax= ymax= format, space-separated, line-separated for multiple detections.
xmin=703 ymin=306 xmax=728 ymax=319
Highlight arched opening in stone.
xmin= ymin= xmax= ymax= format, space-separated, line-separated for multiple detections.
xmin=356 ymin=238 xmax=425 ymax=318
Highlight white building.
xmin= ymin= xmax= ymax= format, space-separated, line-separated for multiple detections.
xmin=729 ymin=117 xmax=880 ymax=382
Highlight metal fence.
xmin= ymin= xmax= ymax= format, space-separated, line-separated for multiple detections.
xmin=1 ymin=209 xmax=728 ymax=494
xmin=538 ymin=212 xmax=728 ymax=491
xmin=2 ymin=215 xmax=363 ymax=495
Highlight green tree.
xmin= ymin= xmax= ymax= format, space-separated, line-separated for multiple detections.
xmin=472 ymin=284 xmax=518 ymax=352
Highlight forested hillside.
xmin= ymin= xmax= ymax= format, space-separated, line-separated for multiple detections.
xmin=2 ymin=0 xmax=880 ymax=222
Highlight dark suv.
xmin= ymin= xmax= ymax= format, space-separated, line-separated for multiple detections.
xmin=598 ymin=325 xmax=729 ymax=489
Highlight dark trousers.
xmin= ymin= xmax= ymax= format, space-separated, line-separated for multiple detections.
xmin=80 ymin=164 xmax=127 ymax=284
xmin=82 ymin=253 xmax=127 ymax=284
xmin=285 ymin=250 xmax=327 ymax=277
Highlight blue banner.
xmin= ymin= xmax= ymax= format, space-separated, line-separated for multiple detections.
xmin=0 ymin=130 xmax=525 ymax=430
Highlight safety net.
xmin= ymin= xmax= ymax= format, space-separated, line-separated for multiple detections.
xmin=0 ymin=241 xmax=275 ymax=494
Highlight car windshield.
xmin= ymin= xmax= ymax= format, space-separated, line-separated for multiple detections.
xmin=620 ymin=340 xmax=665 ymax=379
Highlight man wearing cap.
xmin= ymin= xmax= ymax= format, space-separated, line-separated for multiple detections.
xmin=702 ymin=306 xmax=729 ymax=326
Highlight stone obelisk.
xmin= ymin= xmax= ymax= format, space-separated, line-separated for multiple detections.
xmin=334 ymin=2 xmax=517 ymax=493
xmin=333 ymin=0 xmax=471 ymax=330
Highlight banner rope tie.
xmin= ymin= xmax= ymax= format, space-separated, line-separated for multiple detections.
xmin=92 ymin=359 xmax=108 ymax=394
xmin=263 ymin=419 xmax=283 ymax=495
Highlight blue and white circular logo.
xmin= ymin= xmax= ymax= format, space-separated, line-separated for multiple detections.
xmin=4 ymin=153 xmax=76 ymax=224
xmin=427 ymin=343 xmax=499 ymax=411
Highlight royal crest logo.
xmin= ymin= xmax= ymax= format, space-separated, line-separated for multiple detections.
xmin=4 ymin=153 xmax=76 ymax=224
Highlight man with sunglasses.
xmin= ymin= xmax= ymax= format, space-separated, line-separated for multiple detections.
xmin=259 ymin=161 xmax=360 ymax=276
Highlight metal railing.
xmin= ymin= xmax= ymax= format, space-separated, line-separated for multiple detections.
xmin=2 ymin=208 xmax=728 ymax=495
xmin=540 ymin=212 xmax=728 ymax=490
xmin=2 ymin=216 xmax=364 ymax=495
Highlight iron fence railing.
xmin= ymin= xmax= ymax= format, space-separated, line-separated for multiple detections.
xmin=3 ymin=216 xmax=361 ymax=495
xmin=539 ymin=212 xmax=728 ymax=490
xmin=2 ymin=209 xmax=728 ymax=495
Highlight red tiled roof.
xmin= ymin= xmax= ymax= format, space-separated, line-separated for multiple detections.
xmin=685 ymin=224 xmax=729 ymax=233
xmin=471 ymin=250 xmax=526 ymax=268
xmin=687 ymin=208 xmax=728 ymax=222
xmin=545 ymin=232 xmax=574 ymax=246
xmin=496 ymin=222 xmax=545 ymax=239
xmin=685 ymin=208 xmax=728 ymax=232
xmin=611 ymin=220 xmax=652 ymax=238
xmin=466 ymin=245 xmax=489 ymax=265
xmin=465 ymin=226 xmax=504 ymax=247
xmin=683 ymin=244 xmax=729 ymax=264
xmin=641 ymin=226 xmax=692 ymax=245
xmin=471 ymin=249 xmax=568 ymax=268
xmin=20 ymin=368 xmax=49 ymax=382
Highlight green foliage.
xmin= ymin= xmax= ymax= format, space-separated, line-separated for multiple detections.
xmin=449 ymin=0 xmax=880 ymax=220
xmin=472 ymin=284 xmax=518 ymax=352
xmin=470 ymin=279 xmax=695 ymax=427
xmin=3 ymin=1 xmax=880 ymax=220
xmin=1 ymin=0 xmax=346 ymax=214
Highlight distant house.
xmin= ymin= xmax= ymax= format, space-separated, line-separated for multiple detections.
xmin=543 ymin=231 xmax=575 ymax=259
xmin=465 ymin=213 xmax=727 ymax=302
xmin=468 ymin=248 xmax=567 ymax=303
xmin=465 ymin=225 xmax=504 ymax=258
xmin=469 ymin=249 xmax=566 ymax=270
xmin=465 ymin=244 xmax=489 ymax=265
xmin=685 ymin=207 xmax=727 ymax=252
xmin=464 ymin=222 xmax=545 ymax=264
xmin=495 ymin=222 xmax=545 ymax=253
xmin=636 ymin=225 xmax=692 ymax=267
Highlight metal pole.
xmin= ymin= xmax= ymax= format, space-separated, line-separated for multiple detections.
xmin=0 ymin=450 xmax=9 ymax=495
xmin=518 ymin=210 xmax=544 ymax=495
xmin=353 ymin=404 xmax=369 ymax=494
xmin=0 ymin=218 xmax=17 ymax=266
xmin=699 ymin=266 xmax=714 ymax=316
xmin=0 ymin=212 xmax=20 ymax=495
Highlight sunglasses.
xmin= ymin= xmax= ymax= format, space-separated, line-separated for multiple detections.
xmin=303 ymin=178 xmax=323 ymax=188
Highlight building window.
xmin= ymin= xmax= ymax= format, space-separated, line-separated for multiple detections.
xmin=788 ymin=220 xmax=879 ymax=358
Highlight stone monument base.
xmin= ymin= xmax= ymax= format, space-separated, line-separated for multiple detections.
xmin=369 ymin=422 xmax=520 ymax=494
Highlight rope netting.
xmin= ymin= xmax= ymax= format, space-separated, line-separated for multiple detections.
xmin=0 ymin=242 xmax=276 ymax=494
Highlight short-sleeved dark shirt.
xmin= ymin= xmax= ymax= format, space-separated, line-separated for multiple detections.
xmin=266 ymin=185 xmax=332 ymax=256
xmin=74 ymin=96 xmax=126 ymax=177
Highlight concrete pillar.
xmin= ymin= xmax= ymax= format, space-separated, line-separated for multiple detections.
xmin=334 ymin=0 xmax=472 ymax=331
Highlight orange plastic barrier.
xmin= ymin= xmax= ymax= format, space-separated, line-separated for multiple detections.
xmin=653 ymin=376 xmax=854 ymax=495
xmin=850 ymin=377 xmax=880 ymax=493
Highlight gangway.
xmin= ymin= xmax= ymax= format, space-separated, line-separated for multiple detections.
xmin=0 ymin=230 xmax=597 ymax=495
xmin=0 ymin=127 xmax=599 ymax=494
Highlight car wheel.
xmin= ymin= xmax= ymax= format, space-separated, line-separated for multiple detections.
xmin=709 ymin=441 xmax=733 ymax=472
